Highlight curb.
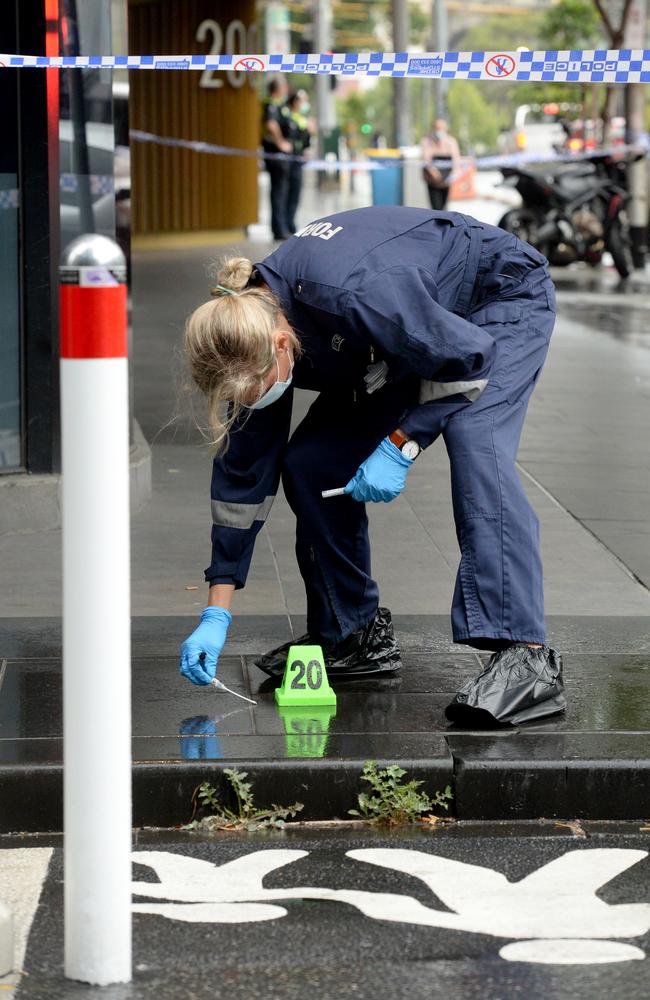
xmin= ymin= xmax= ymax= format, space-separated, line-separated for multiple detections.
xmin=1 ymin=751 xmax=649 ymax=834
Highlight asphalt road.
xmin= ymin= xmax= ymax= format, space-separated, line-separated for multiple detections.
xmin=4 ymin=823 xmax=650 ymax=999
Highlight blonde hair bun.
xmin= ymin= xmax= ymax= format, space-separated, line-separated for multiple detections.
xmin=214 ymin=256 xmax=254 ymax=294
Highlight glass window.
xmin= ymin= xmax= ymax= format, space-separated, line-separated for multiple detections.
xmin=59 ymin=3 xmax=118 ymax=251
xmin=0 ymin=8 xmax=23 ymax=471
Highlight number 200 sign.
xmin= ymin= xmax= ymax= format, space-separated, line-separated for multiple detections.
xmin=196 ymin=19 xmax=258 ymax=89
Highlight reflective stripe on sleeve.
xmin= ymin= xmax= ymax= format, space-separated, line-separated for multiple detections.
xmin=211 ymin=495 xmax=275 ymax=530
xmin=419 ymin=377 xmax=489 ymax=404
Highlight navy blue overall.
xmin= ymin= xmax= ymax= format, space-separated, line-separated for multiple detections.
xmin=205 ymin=207 xmax=556 ymax=651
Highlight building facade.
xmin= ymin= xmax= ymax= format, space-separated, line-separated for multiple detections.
xmin=0 ymin=0 xmax=258 ymax=488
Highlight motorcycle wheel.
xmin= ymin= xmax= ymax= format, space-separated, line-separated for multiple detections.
xmin=498 ymin=208 xmax=542 ymax=244
xmin=606 ymin=215 xmax=632 ymax=280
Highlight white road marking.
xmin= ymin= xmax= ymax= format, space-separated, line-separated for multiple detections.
xmin=131 ymin=846 xmax=650 ymax=963
xmin=0 ymin=849 xmax=53 ymax=972
xmin=350 ymin=848 xmax=650 ymax=939
xmin=499 ymin=939 xmax=646 ymax=964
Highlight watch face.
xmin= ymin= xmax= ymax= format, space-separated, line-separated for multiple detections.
xmin=402 ymin=440 xmax=420 ymax=460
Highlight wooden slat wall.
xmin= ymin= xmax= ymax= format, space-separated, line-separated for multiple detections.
xmin=129 ymin=0 xmax=258 ymax=234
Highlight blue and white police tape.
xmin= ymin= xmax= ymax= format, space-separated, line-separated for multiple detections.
xmin=2 ymin=136 xmax=644 ymax=212
xmin=3 ymin=49 xmax=650 ymax=83
xmin=129 ymin=128 xmax=649 ymax=175
xmin=130 ymin=129 xmax=377 ymax=170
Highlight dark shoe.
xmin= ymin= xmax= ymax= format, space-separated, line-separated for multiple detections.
xmin=254 ymin=607 xmax=402 ymax=680
xmin=444 ymin=645 xmax=566 ymax=728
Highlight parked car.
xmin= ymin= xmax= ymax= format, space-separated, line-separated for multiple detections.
xmin=498 ymin=103 xmax=580 ymax=157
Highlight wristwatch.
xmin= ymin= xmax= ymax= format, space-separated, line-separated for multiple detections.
xmin=389 ymin=428 xmax=421 ymax=461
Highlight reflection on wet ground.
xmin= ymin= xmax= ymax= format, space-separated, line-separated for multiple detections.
xmin=551 ymin=266 xmax=650 ymax=347
xmin=558 ymin=301 xmax=650 ymax=348
xmin=551 ymin=265 xmax=650 ymax=298
xmin=3 ymin=651 xmax=650 ymax=763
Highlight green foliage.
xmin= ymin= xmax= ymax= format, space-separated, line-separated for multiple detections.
xmin=460 ymin=12 xmax=543 ymax=54
xmin=186 ymin=770 xmax=303 ymax=833
xmin=539 ymin=0 xmax=602 ymax=49
xmin=516 ymin=0 xmax=606 ymax=111
xmin=337 ymin=76 xmax=395 ymax=145
xmin=446 ymin=80 xmax=508 ymax=152
xmin=349 ymin=762 xmax=453 ymax=826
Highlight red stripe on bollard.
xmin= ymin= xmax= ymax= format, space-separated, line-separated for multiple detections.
xmin=60 ymin=284 xmax=128 ymax=359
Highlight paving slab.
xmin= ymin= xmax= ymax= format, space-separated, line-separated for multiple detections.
xmin=2 ymin=617 xmax=650 ymax=831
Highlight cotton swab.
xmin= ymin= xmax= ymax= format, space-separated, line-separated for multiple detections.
xmin=198 ymin=651 xmax=257 ymax=704
xmin=210 ymin=678 xmax=257 ymax=705
xmin=321 ymin=487 xmax=346 ymax=498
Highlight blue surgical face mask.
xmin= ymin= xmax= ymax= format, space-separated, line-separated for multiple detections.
xmin=246 ymin=350 xmax=293 ymax=410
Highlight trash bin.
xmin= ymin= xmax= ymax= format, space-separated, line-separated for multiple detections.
xmin=367 ymin=148 xmax=403 ymax=205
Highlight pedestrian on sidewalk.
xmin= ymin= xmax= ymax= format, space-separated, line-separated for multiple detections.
xmin=261 ymin=76 xmax=292 ymax=240
xmin=284 ymin=89 xmax=313 ymax=235
xmin=179 ymin=206 xmax=566 ymax=727
xmin=421 ymin=118 xmax=460 ymax=211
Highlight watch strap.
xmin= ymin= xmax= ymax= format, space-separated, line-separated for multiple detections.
xmin=389 ymin=428 xmax=409 ymax=450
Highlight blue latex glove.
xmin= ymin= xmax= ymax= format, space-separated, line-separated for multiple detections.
xmin=179 ymin=606 xmax=232 ymax=686
xmin=344 ymin=437 xmax=413 ymax=503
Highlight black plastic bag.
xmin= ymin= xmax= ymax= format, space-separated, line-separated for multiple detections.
xmin=445 ymin=646 xmax=566 ymax=727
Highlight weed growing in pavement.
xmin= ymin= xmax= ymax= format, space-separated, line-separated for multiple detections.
xmin=185 ymin=768 xmax=303 ymax=832
xmin=349 ymin=762 xmax=453 ymax=826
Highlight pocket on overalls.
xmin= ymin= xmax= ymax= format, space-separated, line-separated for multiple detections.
xmin=468 ymin=302 xmax=523 ymax=389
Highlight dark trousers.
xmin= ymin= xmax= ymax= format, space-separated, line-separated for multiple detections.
xmin=266 ymin=159 xmax=290 ymax=238
xmin=427 ymin=185 xmax=450 ymax=210
xmin=281 ymin=271 xmax=555 ymax=651
xmin=286 ymin=162 xmax=303 ymax=234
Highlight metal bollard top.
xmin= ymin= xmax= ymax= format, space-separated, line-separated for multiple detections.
xmin=61 ymin=233 xmax=126 ymax=269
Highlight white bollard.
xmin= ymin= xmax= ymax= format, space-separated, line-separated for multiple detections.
xmin=60 ymin=235 xmax=132 ymax=985
xmin=0 ymin=901 xmax=13 ymax=976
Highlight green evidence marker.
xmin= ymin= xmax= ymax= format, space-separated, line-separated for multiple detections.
xmin=275 ymin=645 xmax=337 ymax=708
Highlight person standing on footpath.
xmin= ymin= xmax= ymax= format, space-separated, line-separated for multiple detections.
xmin=421 ymin=118 xmax=460 ymax=211
xmin=177 ymin=205 xmax=566 ymax=728
xmin=261 ymin=76 xmax=292 ymax=240
xmin=284 ymin=89 xmax=313 ymax=235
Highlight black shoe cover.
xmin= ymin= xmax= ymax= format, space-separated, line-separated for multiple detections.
xmin=254 ymin=607 xmax=402 ymax=680
xmin=445 ymin=645 xmax=566 ymax=727
xmin=254 ymin=632 xmax=314 ymax=676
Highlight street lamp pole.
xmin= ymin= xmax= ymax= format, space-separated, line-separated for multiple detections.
xmin=314 ymin=0 xmax=335 ymax=158
xmin=392 ymin=0 xmax=410 ymax=147
xmin=434 ymin=0 xmax=448 ymax=121
xmin=624 ymin=0 xmax=648 ymax=269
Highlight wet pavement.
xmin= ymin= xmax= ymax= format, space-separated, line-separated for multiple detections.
xmin=2 ymin=614 xmax=650 ymax=830
xmin=4 ymin=824 xmax=650 ymax=999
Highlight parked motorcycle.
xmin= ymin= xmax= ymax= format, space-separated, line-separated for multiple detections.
xmin=497 ymin=154 xmax=637 ymax=279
